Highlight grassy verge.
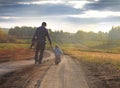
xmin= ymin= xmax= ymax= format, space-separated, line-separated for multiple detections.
xmin=62 ymin=46 xmax=120 ymax=69
xmin=62 ymin=44 xmax=120 ymax=88
xmin=0 ymin=43 xmax=29 ymax=50
xmin=0 ymin=43 xmax=34 ymax=62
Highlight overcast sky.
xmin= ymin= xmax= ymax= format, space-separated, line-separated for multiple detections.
xmin=0 ymin=0 xmax=120 ymax=33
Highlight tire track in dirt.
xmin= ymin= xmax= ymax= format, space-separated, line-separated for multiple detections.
xmin=0 ymin=50 xmax=54 ymax=88
xmin=0 ymin=60 xmax=54 ymax=88
xmin=40 ymin=55 xmax=89 ymax=88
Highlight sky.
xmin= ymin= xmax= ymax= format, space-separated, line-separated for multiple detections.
xmin=0 ymin=0 xmax=120 ymax=33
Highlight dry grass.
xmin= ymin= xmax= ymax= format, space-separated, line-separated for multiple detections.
xmin=63 ymin=47 xmax=120 ymax=69
xmin=0 ymin=48 xmax=34 ymax=62
xmin=0 ymin=43 xmax=34 ymax=62
xmin=62 ymin=46 xmax=120 ymax=88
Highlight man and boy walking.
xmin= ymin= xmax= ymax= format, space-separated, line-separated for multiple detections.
xmin=31 ymin=22 xmax=63 ymax=64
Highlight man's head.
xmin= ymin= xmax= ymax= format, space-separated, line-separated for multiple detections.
xmin=42 ymin=22 xmax=47 ymax=27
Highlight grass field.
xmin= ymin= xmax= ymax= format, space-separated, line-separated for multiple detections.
xmin=82 ymin=41 xmax=120 ymax=53
xmin=61 ymin=43 xmax=120 ymax=88
xmin=0 ymin=43 xmax=29 ymax=50
xmin=0 ymin=43 xmax=34 ymax=62
xmin=1 ymin=42 xmax=120 ymax=69
xmin=62 ymin=46 xmax=120 ymax=69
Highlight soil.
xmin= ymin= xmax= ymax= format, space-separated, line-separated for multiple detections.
xmin=0 ymin=59 xmax=54 ymax=88
xmin=1 ymin=51 xmax=120 ymax=88
xmin=80 ymin=60 xmax=120 ymax=88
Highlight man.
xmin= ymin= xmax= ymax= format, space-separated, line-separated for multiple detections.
xmin=31 ymin=22 xmax=52 ymax=64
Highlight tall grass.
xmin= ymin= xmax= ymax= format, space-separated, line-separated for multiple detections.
xmin=0 ymin=43 xmax=29 ymax=50
xmin=62 ymin=45 xmax=120 ymax=69
xmin=0 ymin=43 xmax=34 ymax=61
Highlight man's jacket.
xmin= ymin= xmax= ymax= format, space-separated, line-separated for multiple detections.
xmin=32 ymin=26 xmax=51 ymax=45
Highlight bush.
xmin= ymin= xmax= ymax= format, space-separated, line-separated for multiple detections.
xmin=7 ymin=36 xmax=17 ymax=43
xmin=0 ymin=29 xmax=7 ymax=43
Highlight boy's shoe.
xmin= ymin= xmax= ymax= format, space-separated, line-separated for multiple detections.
xmin=55 ymin=61 xmax=59 ymax=65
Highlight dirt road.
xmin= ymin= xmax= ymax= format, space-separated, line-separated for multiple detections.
xmin=40 ymin=55 xmax=89 ymax=88
xmin=0 ymin=51 xmax=89 ymax=88
xmin=0 ymin=50 xmax=53 ymax=76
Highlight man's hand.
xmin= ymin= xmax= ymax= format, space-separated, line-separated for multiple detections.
xmin=50 ymin=44 xmax=53 ymax=49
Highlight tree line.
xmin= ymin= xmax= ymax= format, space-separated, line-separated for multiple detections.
xmin=0 ymin=28 xmax=7 ymax=42
xmin=0 ymin=26 xmax=120 ymax=43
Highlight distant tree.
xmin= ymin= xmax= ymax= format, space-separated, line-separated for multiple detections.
xmin=8 ymin=26 xmax=36 ymax=39
xmin=97 ymin=31 xmax=107 ymax=41
xmin=9 ymin=26 xmax=120 ymax=44
xmin=0 ymin=29 xmax=7 ymax=42
xmin=108 ymin=26 xmax=120 ymax=41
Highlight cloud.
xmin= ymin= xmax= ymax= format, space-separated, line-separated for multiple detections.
xmin=64 ymin=16 xmax=120 ymax=25
xmin=0 ymin=0 xmax=36 ymax=5
xmin=0 ymin=0 xmax=120 ymax=33
xmin=0 ymin=2 xmax=84 ymax=17
xmin=18 ymin=0 xmax=64 ymax=5
xmin=84 ymin=0 xmax=120 ymax=11
xmin=68 ymin=10 xmax=120 ymax=18
xmin=18 ymin=0 xmax=92 ymax=9
xmin=67 ymin=1 xmax=92 ymax=9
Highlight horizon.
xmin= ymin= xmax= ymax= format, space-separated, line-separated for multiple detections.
xmin=0 ymin=0 xmax=120 ymax=33
xmin=1 ymin=25 xmax=115 ymax=33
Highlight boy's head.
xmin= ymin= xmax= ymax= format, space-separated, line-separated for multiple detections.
xmin=55 ymin=45 xmax=59 ymax=48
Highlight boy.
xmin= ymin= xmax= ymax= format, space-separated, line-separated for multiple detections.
xmin=53 ymin=45 xmax=63 ymax=65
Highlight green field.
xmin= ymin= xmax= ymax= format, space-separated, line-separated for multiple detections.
xmin=1 ymin=42 xmax=120 ymax=68
xmin=61 ymin=43 xmax=120 ymax=69
xmin=0 ymin=43 xmax=29 ymax=50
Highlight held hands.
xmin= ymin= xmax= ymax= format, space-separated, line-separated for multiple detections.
xmin=51 ymin=44 xmax=53 ymax=49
